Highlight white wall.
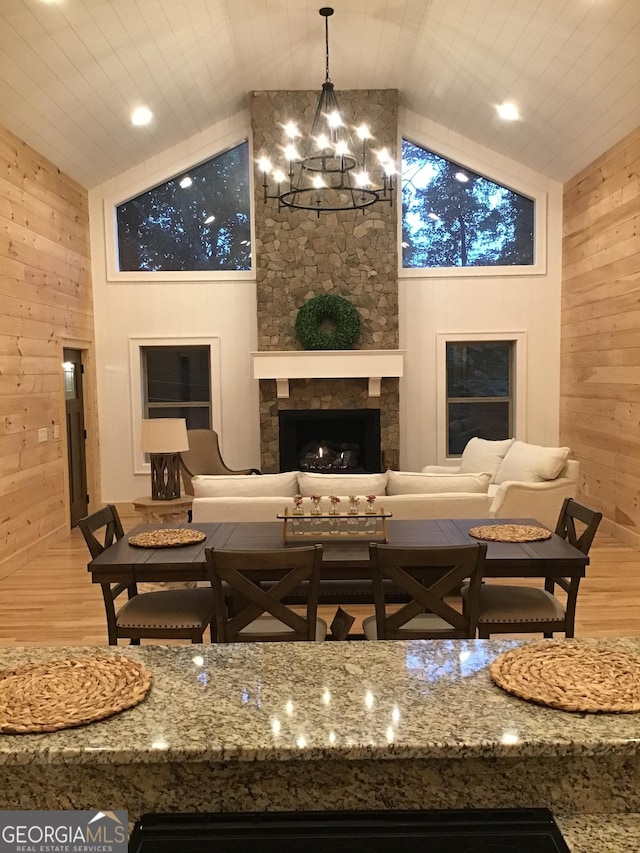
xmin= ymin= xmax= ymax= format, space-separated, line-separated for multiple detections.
xmin=89 ymin=107 xmax=563 ymax=500
xmin=89 ymin=111 xmax=260 ymax=502
xmin=398 ymin=109 xmax=563 ymax=471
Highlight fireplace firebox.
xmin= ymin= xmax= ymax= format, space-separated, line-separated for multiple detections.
xmin=279 ymin=409 xmax=382 ymax=473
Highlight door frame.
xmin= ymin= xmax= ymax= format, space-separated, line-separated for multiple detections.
xmin=58 ymin=337 xmax=101 ymax=529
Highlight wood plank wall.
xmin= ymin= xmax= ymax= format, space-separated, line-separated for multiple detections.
xmin=561 ymin=127 xmax=640 ymax=548
xmin=0 ymin=125 xmax=97 ymax=575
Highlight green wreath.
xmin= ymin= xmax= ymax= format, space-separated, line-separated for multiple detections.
xmin=295 ymin=294 xmax=361 ymax=350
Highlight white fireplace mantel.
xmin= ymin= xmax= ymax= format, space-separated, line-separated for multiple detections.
xmin=251 ymin=350 xmax=405 ymax=399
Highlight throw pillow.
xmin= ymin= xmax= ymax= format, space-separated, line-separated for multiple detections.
xmin=459 ymin=437 xmax=515 ymax=482
xmin=297 ymin=471 xmax=388 ymax=497
xmin=494 ymin=441 xmax=571 ymax=485
xmin=386 ymin=470 xmax=491 ymax=496
xmin=192 ymin=471 xmax=299 ymax=498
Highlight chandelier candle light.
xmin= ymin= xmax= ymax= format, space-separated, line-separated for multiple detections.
xmin=140 ymin=418 xmax=189 ymax=501
xmin=258 ymin=7 xmax=395 ymax=216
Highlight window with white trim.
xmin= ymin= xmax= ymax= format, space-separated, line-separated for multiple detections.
xmin=437 ymin=332 xmax=526 ymax=462
xmin=402 ymin=139 xmax=535 ymax=270
xmin=116 ymin=141 xmax=251 ymax=272
xmin=130 ymin=337 xmax=222 ymax=474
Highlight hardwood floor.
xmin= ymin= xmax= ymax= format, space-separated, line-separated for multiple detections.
xmin=0 ymin=517 xmax=637 ymax=646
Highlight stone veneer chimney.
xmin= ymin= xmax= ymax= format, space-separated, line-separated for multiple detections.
xmin=251 ymin=90 xmax=399 ymax=472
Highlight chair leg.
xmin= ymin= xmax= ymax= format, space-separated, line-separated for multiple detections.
xmin=130 ymin=638 xmax=141 ymax=645
xmin=478 ymin=626 xmax=490 ymax=639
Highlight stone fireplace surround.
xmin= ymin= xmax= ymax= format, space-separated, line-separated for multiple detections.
xmin=251 ymin=89 xmax=399 ymax=474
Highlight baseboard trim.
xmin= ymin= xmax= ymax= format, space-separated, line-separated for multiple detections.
xmin=0 ymin=525 xmax=68 ymax=581
xmin=600 ymin=517 xmax=640 ymax=551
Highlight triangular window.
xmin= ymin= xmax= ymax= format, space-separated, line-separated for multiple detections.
xmin=116 ymin=141 xmax=251 ymax=272
xmin=402 ymin=139 xmax=534 ymax=269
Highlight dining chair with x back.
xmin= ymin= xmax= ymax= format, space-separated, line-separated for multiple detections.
xmin=205 ymin=545 xmax=326 ymax=642
xmin=79 ymin=504 xmax=215 ymax=645
xmin=462 ymin=497 xmax=602 ymax=638
xmin=363 ymin=542 xmax=487 ymax=640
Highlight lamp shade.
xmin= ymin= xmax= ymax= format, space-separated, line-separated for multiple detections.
xmin=140 ymin=418 xmax=189 ymax=454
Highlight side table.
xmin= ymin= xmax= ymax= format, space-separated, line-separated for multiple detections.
xmin=132 ymin=495 xmax=193 ymax=524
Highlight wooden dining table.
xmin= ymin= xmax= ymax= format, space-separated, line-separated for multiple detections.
xmin=87 ymin=518 xmax=589 ymax=591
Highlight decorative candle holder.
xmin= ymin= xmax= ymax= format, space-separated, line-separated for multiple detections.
xmin=310 ymin=495 xmax=323 ymax=530
xmin=365 ymin=494 xmax=377 ymax=531
xmin=347 ymin=495 xmax=360 ymax=531
xmin=292 ymin=494 xmax=304 ymax=534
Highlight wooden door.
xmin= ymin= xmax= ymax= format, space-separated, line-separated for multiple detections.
xmin=63 ymin=349 xmax=88 ymax=527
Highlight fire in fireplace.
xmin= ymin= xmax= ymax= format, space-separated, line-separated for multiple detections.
xmin=279 ymin=409 xmax=382 ymax=473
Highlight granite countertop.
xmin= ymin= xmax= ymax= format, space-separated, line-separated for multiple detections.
xmin=2 ymin=638 xmax=640 ymax=767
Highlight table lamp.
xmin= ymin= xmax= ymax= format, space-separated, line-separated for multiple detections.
xmin=140 ymin=418 xmax=189 ymax=500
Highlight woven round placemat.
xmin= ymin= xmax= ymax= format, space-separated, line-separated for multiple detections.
xmin=0 ymin=655 xmax=152 ymax=733
xmin=129 ymin=528 xmax=206 ymax=548
xmin=469 ymin=523 xmax=551 ymax=542
xmin=490 ymin=642 xmax=640 ymax=713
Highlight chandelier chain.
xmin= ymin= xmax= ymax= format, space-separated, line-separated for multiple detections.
xmin=324 ymin=9 xmax=331 ymax=83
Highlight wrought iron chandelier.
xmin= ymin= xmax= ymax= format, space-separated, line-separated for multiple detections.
xmin=258 ymin=7 xmax=395 ymax=216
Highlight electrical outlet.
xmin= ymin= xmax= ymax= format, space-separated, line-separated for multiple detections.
xmin=53 ymin=424 xmax=60 ymax=440
xmin=38 ymin=428 xmax=47 ymax=443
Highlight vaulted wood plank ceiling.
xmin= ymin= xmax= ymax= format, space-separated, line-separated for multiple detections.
xmin=1 ymin=0 xmax=638 ymax=188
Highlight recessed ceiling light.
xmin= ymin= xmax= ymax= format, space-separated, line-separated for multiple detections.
xmin=496 ymin=102 xmax=519 ymax=121
xmin=131 ymin=106 xmax=153 ymax=126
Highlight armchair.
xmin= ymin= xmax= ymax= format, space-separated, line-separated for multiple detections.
xmin=179 ymin=429 xmax=260 ymax=495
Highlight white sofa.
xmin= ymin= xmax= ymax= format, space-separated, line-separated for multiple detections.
xmin=191 ymin=440 xmax=579 ymax=529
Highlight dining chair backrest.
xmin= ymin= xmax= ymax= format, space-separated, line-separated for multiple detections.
xmin=554 ymin=497 xmax=602 ymax=555
xmin=78 ymin=504 xmax=125 ymax=559
xmin=205 ymin=545 xmax=324 ymax=642
xmin=541 ymin=497 xmax=603 ymax=633
xmin=367 ymin=543 xmax=487 ymax=640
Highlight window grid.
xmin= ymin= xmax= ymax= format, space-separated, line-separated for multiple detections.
xmin=446 ymin=341 xmax=515 ymax=457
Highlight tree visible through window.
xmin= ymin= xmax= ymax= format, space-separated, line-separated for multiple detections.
xmin=117 ymin=142 xmax=251 ymax=272
xmin=402 ymin=140 xmax=534 ymax=269
xmin=446 ymin=342 xmax=513 ymax=455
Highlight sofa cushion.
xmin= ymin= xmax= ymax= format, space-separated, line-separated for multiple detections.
xmin=192 ymin=472 xmax=299 ymax=498
xmin=494 ymin=441 xmax=571 ymax=485
xmin=386 ymin=470 xmax=491 ymax=495
xmin=297 ymin=472 xmax=387 ymax=497
xmin=459 ymin=437 xmax=515 ymax=482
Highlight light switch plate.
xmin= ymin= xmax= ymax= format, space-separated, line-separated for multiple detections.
xmin=38 ymin=428 xmax=47 ymax=443
xmin=53 ymin=424 xmax=60 ymax=440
